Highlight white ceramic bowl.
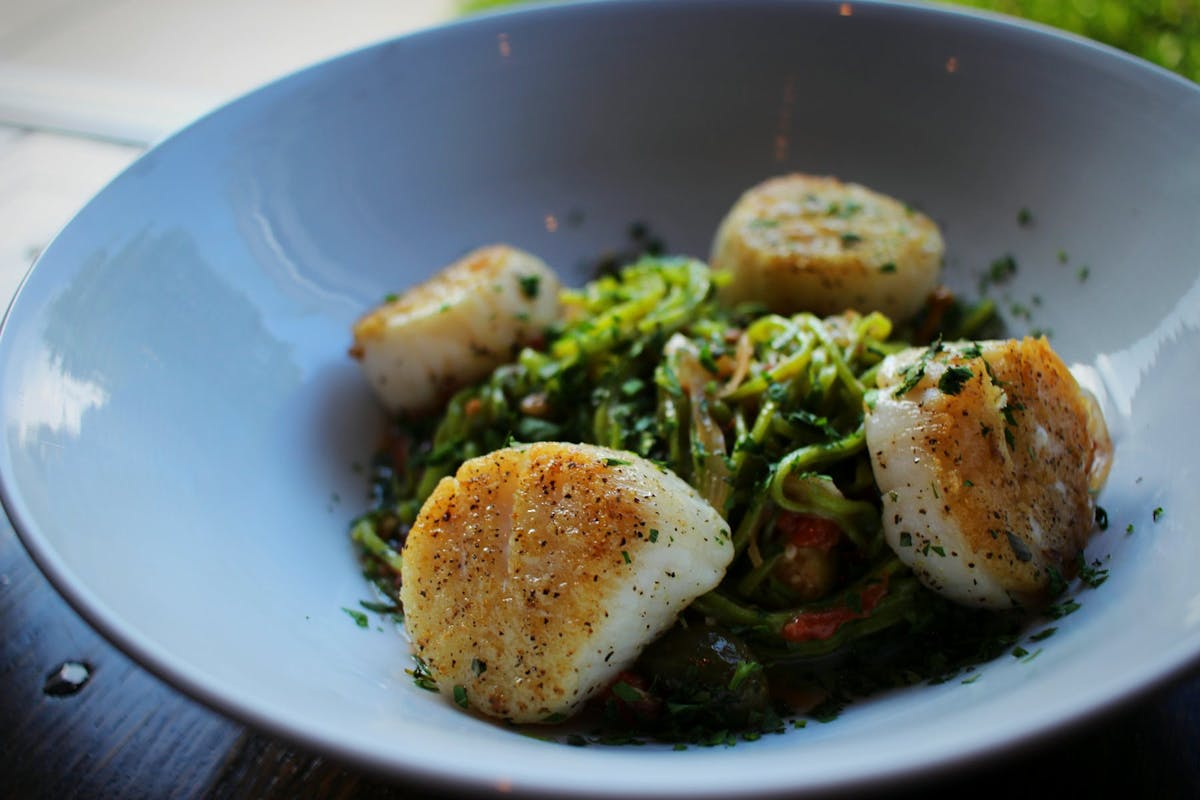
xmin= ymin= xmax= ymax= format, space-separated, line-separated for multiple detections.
xmin=3 ymin=1 xmax=1199 ymax=796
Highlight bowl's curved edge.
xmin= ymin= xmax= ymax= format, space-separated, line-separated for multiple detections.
xmin=1 ymin=0 xmax=1199 ymax=797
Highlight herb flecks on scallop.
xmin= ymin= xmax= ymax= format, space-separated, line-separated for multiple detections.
xmin=350 ymin=244 xmax=562 ymax=417
xmin=399 ymin=442 xmax=731 ymax=724
xmin=346 ymin=174 xmax=1115 ymax=742
xmin=865 ymin=337 xmax=1112 ymax=608
xmin=711 ymin=173 xmax=945 ymax=321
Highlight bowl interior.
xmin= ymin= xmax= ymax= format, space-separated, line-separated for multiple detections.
xmin=2 ymin=0 xmax=1199 ymax=796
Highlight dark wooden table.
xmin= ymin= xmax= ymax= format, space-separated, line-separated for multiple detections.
xmin=4 ymin=514 xmax=1198 ymax=799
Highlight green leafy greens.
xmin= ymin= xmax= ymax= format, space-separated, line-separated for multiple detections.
xmin=351 ymin=256 xmax=1102 ymax=743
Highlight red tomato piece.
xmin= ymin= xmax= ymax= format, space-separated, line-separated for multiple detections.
xmin=781 ymin=607 xmax=857 ymax=641
xmin=776 ymin=512 xmax=843 ymax=551
xmin=781 ymin=577 xmax=890 ymax=642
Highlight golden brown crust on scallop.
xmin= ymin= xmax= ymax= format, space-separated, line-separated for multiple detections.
xmin=350 ymin=245 xmax=561 ymax=416
xmin=872 ymin=338 xmax=1112 ymax=606
xmin=712 ymin=174 xmax=943 ymax=321
xmin=399 ymin=442 xmax=730 ymax=722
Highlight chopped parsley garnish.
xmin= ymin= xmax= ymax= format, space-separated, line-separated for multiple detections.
xmin=980 ymin=354 xmax=1004 ymax=386
xmin=358 ymin=599 xmax=399 ymax=614
xmin=1046 ymin=565 xmax=1068 ymax=597
xmin=649 ymin=528 xmax=660 ymax=543
xmin=621 ymin=550 xmax=631 ymax=564
xmin=342 ymin=607 xmax=369 ymax=628
xmin=1017 ymin=207 xmax=1033 ymax=226
xmin=980 ymin=254 xmax=1017 ymax=292
xmin=784 ymin=409 xmax=839 ymax=438
xmin=998 ymin=400 xmax=1022 ymax=448
xmin=892 ymin=339 xmax=944 ymax=397
xmin=605 ymin=457 xmax=631 ymax=466
xmin=453 ymin=685 xmax=469 ymax=709
xmin=937 ymin=364 xmax=974 ymax=395
xmin=1153 ymin=506 xmax=1164 ymax=522
xmin=1094 ymin=506 xmax=1109 ymax=530
xmin=409 ymin=657 xmax=438 ymax=691
xmin=518 ymin=274 xmax=541 ymax=299
xmin=1029 ymin=627 xmax=1057 ymax=642
xmin=1077 ymin=558 xmax=1109 ymax=588
xmin=1045 ymin=599 xmax=1082 ymax=619
xmin=840 ymin=232 xmax=862 ymax=247
xmin=1000 ymin=402 xmax=1024 ymax=427
xmin=879 ymin=262 xmax=897 ymax=273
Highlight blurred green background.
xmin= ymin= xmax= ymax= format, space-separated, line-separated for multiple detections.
xmin=458 ymin=0 xmax=1199 ymax=83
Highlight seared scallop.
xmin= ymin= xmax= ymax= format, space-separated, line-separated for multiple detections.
xmin=864 ymin=337 xmax=1112 ymax=609
xmin=712 ymin=173 xmax=944 ymax=321
xmin=350 ymin=245 xmax=561 ymax=416
xmin=399 ymin=441 xmax=733 ymax=723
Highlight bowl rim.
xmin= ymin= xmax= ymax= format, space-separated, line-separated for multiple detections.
xmin=3 ymin=0 xmax=1199 ymax=797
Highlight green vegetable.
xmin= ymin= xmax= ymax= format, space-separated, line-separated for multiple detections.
xmin=353 ymin=255 xmax=1103 ymax=744
xmin=980 ymin=255 xmax=1018 ymax=293
xmin=517 ymin=274 xmax=541 ymax=299
xmin=635 ymin=626 xmax=772 ymax=733
xmin=937 ymin=365 xmax=974 ymax=395
xmin=342 ymin=608 xmax=369 ymax=628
